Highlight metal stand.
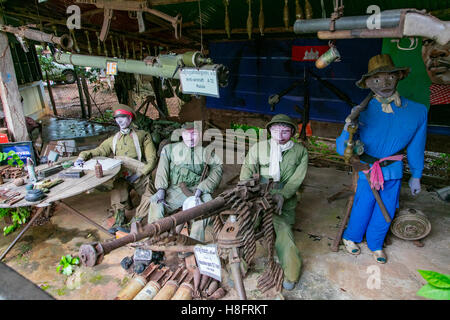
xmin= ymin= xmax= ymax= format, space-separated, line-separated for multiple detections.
xmin=0 ymin=200 xmax=114 ymax=261
xmin=55 ymin=200 xmax=114 ymax=238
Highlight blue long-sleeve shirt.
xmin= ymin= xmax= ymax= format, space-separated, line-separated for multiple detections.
xmin=336 ymin=97 xmax=428 ymax=181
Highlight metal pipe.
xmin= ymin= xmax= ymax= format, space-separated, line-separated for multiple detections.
xmin=293 ymin=9 xmax=402 ymax=34
xmin=79 ymin=196 xmax=227 ymax=266
xmin=229 ymin=247 xmax=247 ymax=300
xmin=53 ymin=51 xmax=229 ymax=86
xmin=0 ymin=24 xmax=73 ymax=50
xmin=315 ymin=11 xmax=450 ymax=46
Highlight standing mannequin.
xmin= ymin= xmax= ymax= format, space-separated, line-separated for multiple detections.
xmin=336 ymin=54 xmax=428 ymax=263
xmin=75 ymin=104 xmax=157 ymax=234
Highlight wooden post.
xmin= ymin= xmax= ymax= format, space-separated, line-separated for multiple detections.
xmin=80 ymin=74 xmax=92 ymax=118
xmin=74 ymin=68 xmax=87 ymax=119
xmin=151 ymin=77 xmax=168 ymax=119
xmin=0 ymin=22 xmax=30 ymax=142
xmin=45 ymin=71 xmax=58 ymax=116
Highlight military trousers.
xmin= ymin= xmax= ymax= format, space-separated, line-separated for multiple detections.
xmin=110 ymin=172 xmax=155 ymax=218
xmin=147 ymin=185 xmax=213 ymax=242
xmin=273 ymin=195 xmax=302 ymax=283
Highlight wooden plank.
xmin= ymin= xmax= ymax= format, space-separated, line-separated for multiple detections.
xmin=150 ymin=0 xmax=199 ymax=5
xmin=0 ymin=157 xmax=121 ymax=209
xmin=0 ymin=17 xmax=30 ymax=142
xmin=37 ymin=158 xmax=121 ymax=207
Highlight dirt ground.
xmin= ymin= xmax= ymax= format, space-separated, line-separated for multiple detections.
xmin=1 ymin=84 xmax=447 ymax=300
xmin=0 ymin=163 xmax=448 ymax=300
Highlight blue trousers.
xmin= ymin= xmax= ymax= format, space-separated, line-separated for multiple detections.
xmin=343 ymin=178 xmax=401 ymax=251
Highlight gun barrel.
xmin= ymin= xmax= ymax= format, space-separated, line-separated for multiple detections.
xmin=293 ymin=10 xmax=402 ymax=34
xmin=0 ymin=25 xmax=73 ymax=50
xmin=316 ymin=11 xmax=450 ymax=46
xmin=79 ymin=196 xmax=227 ymax=267
xmin=54 ymin=51 xmax=229 ymax=87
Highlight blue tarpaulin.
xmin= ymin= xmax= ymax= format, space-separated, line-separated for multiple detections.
xmin=206 ymin=38 xmax=383 ymax=123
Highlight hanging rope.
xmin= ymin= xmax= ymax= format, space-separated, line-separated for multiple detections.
xmin=197 ymin=0 xmax=204 ymax=54
xmin=330 ymin=0 xmax=344 ymax=32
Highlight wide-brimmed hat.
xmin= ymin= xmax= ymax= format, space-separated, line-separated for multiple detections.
xmin=265 ymin=114 xmax=298 ymax=133
xmin=356 ymin=54 xmax=410 ymax=89
xmin=112 ymin=104 xmax=136 ymax=119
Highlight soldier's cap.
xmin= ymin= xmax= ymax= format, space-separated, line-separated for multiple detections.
xmin=356 ymin=54 xmax=410 ymax=89
xmin=181 ymin=122 xmax=196 ymax=130
xmin=265 ymin=114 xmax=298 ymax=133
xmin=112 ymin=104 xmax=136 ymax=119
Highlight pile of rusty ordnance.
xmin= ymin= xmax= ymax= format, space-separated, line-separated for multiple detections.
xmin=79 ymin=174 xmax=283 ymax=300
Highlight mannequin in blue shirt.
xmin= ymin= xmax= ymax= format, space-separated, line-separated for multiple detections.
xmin=336 ymin=54 xmax=428 ymax=264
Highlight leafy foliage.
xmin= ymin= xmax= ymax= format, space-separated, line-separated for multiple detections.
xmin=416 ymin=270 xmax=450 ymax=300
xmin=56 ymin=254 xmax=80 ymax=276
xmin=0 ymin=150 xmax=24 ymax=168
xmin=231 ymin=123 xmax=264 ymax=138
xmin=36 ymin=45 xmax=101 ymax=82
xmin=0 ymin=207 xmax=31 ymax=236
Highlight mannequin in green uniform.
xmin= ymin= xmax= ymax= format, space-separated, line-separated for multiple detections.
xmin=240 ymin=114 xmax=308 ymax=290
xmin=148 ymin=122 xmax=223 ymax=242
xmin=75 ymin=104 xmax=157 ymax=234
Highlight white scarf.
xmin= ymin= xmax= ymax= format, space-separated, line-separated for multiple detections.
xmin=120 ymin=127 xmax=131 ymax=135
xmin=374 ymin=91 xmax=402 ymax=114
xmin=269 ymin=138 xmax=294 ymax=182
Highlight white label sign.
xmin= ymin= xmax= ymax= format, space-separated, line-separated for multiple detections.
xmin=106 ymin=61 xmax=118 ymax=75
xmin=180 ymin=68 xmax=220 ymax=98
xmin=194 ymin=244 xmax=222 ymax=281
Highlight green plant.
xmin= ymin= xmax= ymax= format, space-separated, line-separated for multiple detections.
xmin=0 ymin=150 xmax=24 ymax=168
xmin=57 ymin=254 xmax=80 ymax=276
xmin=416 ymin=270 xmax=450 ymax=300
xmin=0 ymin=207 xmax=30 ymax=236
xmin=430 ymin=153 xmax=449 ymax=170
xmin=92 ymin=109 xmax=114 ymax=123
xmin=231 ymin=123 xmax=264 ymax=138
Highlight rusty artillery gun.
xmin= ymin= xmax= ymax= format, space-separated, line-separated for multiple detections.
xmin=79 ymin=174 xmax=283 ymax=299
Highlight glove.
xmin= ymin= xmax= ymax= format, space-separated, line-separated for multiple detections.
xmin=409 ymin=177 xmax=421 ymax=195
xmin=126 ymin=173 xmax=141 ymax=184
xmin=194 ymin=189 xmax=202 ymax=206
xmin=74 ymin=158 xmax=84 ymax=167
xmin=156 ymin=189 xmax=166 ymax=204
xmin=271 ymin=193 xmax=284 ymax=215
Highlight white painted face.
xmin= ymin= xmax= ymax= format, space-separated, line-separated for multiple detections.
xmin=115 ymin=115 xmax=132 ymax=130
xmin=182 ymin=128 xmax=200 ymax=147
xmin=270 ymin=124 xmax=293 ymax=145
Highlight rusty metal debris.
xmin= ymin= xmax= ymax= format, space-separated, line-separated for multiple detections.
xmin=80 ymin=174 xmax=283 ymax=299
xmin=0 ymin=166 xmax=24 ymax=180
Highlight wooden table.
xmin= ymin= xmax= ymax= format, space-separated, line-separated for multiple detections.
xmin=0 ymin=157 xmax=121 ymax=261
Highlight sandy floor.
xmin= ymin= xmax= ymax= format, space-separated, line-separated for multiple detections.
xmin=1 ymin=163 xmax=448 ymax=300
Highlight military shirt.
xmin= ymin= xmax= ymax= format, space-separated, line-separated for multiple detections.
xmin=78 ymin=129 xmax=157 ymax=176
xmin=240 ymin=140 xmax=309 ymax=200
xmin=155 ymin=142 xmax=223 ymax=194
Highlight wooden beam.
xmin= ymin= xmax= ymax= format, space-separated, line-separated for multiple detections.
xmin=201 ymin=26 xmax=294 ymax=35
xmin=0 ymin=17 xmax=30 ymax=142
xmin=1 ymin=10 xmax=181 ymax=48
xmin=150 ymin=0 xmax=199 ymax=5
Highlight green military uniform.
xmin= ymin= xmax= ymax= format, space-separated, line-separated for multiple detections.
xmin=148 ymin=141 xmax=223 ymax=241
xmin=78 ymin=105 xmax=157 ymax=226
xmin=240 ymin=115 xmax=308 ymax=283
